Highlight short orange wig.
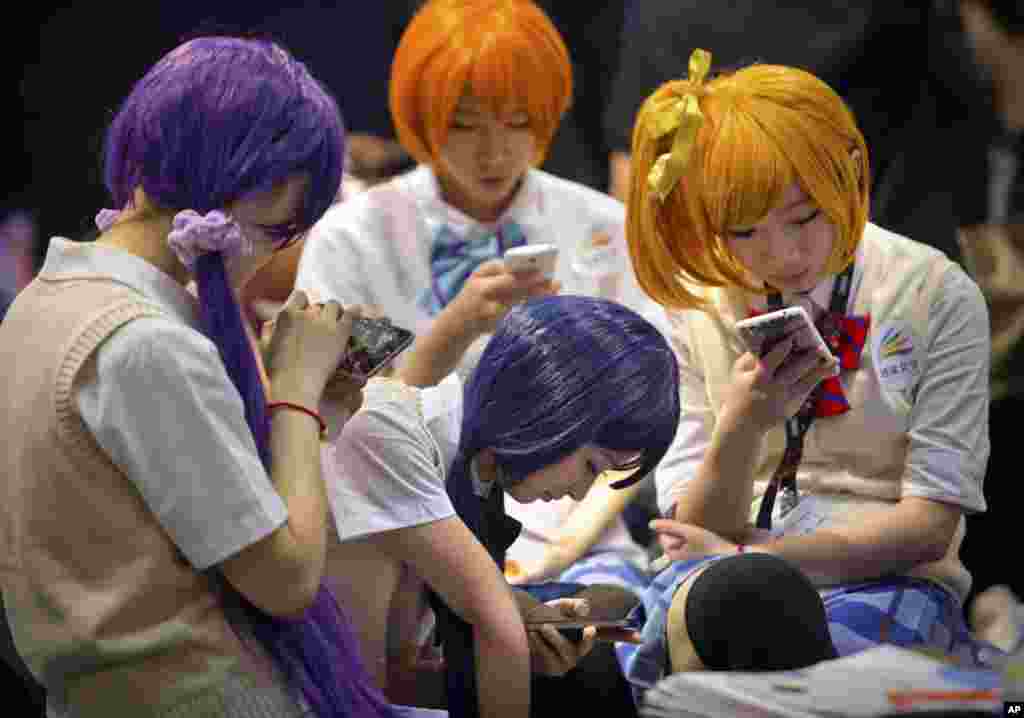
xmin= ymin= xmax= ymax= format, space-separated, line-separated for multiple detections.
xmin=626 ymin=59 xmax=871 ymax=311
xmin=389 ymin=0 xmax=572 ymax=167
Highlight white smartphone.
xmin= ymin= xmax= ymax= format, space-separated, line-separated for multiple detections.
xmin=734 ymin=306 xmax=832 ymax=363
xmin=503 ymin=243 xmax=559 ymax=278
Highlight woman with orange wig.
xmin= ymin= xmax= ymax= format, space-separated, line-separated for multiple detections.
xmin=294 ymin=1 xmax=657 ymax=717
xmin=295 ymin=0 xmax=658 ymax=340
xmin=617 ymin=49 xmax=1004 ymax=696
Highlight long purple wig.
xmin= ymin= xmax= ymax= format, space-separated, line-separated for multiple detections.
xmin=103 ymin=37 xmax=398 ymax=717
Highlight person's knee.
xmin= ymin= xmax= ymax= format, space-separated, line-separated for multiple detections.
xmin=667 ymin=553 xmax=837 ymax=673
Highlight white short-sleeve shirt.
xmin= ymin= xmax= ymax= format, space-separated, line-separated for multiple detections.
xmin=52 ymin=239 xmax=288 ymax=571
xmin=325 ymin=374 xmax=463 ymax=543
xmin=295 ymin=165 xmax=669 ymax=339
xmin=654 ymin=230 xmax=990 ymax=520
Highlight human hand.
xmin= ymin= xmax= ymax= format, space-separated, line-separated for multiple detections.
xmin=720 ymin=339 xmax=837 ymax=434
xmin=448 ymin=259 xmax=560 ymax=336
xmin=651 ymin=519 xmax=738 ymax=561
xmin=263 ymin=290 xmax=356 ymax=406
xmin=525 ymin=598 xmax=597 ymax=676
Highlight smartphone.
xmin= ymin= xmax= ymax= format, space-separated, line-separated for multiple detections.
xmin=524 ymin=618 xmax=635 ymax=644
xmin=734 ymin=306 xmax=832 ymax=363
xmin=503 ymin=243 xmax=559 ymax=278
xmin=336 ymin=316 xmax=415 ymax=380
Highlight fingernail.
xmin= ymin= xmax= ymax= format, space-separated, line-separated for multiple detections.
xmin=576 ymin=600 xmax=590 ymax=617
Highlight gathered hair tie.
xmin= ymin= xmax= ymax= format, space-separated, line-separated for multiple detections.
xmin=166 ymin=209 xmax=252 ymax=270
xmin=647 ymin=48 xmax=712 ymax=203
xmin=95 ymin=207 xmax=252 ymax=271
xmin=94 ymin=208 xmax=122 ymax=233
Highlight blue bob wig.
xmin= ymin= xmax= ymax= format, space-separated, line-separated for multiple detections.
xmin=456 ymin=295 xmax=680 ymax=490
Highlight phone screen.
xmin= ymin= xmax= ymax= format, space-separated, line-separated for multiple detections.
xmin=336 ymin=317 xmax=415 ymax=379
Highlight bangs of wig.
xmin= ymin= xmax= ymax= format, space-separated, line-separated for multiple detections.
xmin=104 ymin=37 xmax=345 ymax=231
xmin=458 ymin=295 xmax=679 ymax=488
xmin=391 ymin=0 xmax=571 ymax=165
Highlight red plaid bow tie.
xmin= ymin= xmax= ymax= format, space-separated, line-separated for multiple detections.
xmin=748 ymin=310 xmax=871 ymax=417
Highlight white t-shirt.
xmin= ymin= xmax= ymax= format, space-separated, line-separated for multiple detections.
xmin=58 ymin=239 xmax=287 ymax=572
xmin=325 ymin=374 xmax=462 ymax=543
xmin=295 ymin=165 xmax=668 ymax=339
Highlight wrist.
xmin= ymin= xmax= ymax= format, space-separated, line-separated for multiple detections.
xmin=267 ymin=400 xmax=327 ymax=439
xmin=712 ymin=408 xmax=769 ymax=452
xmin=269 ymin=379 xmax=323 ymax=408
xmin=445 ymin=292 xmax=489 ymax=340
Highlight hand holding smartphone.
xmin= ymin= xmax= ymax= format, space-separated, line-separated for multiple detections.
xmin=335 ymin=316 xmax=415 ymax=380
xmin=524 ymin=618 xmax=639 ymax=644
xmin=503 ymin=243 xmax=559 ymax=278
xmin=734 ymin=306 xmax=832 ymax=365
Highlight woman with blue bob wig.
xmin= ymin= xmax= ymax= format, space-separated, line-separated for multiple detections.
xmin=0 ymin=36 xmax=426 ymax=717
xmin=322 ymin=293 xmax=679 ymax=718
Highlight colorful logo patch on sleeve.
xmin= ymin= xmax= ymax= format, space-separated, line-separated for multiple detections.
xmin=872 ymin=321 xmax=920 ymax=390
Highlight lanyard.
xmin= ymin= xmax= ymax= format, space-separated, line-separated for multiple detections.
xmin=754 ymin=262 xmax=855 ymax=530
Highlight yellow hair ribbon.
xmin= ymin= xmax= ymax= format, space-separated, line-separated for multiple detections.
xmin=647 ymin=49 xmax=712 ymax=202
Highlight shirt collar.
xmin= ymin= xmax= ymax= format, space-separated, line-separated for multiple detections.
xmin=411 ymin=166 xmax=545 ymax=239
xmin=39 ymin=238 xmax=200 ymax=327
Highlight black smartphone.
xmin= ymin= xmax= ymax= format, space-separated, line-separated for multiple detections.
xmin=336 ymin=317 xmax=415 ymax=380
xmin=526 ymin=619 xmax=633 ymax=645
xmin=558 ymin=627 xmax=585 ymax=643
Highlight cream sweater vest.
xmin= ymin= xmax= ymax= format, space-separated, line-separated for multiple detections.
xmin=0 ymin=273 xmax=292 ymax=717
xmin=671 ymin=223 xmax=973 ymax=600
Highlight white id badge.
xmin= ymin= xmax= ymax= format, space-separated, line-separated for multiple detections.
xmin=770 ymin=494 xmax=830 ymax=539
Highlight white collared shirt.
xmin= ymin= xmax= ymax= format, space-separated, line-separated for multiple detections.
xmin=45 ymin=239 xmax=288 ymax=571
xmin=654 ymin=236 xmax=989 ymax=519
xmin=295 ymin=165 xmax=668 ymax=339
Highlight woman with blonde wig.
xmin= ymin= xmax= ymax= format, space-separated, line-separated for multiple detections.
xmin=617 ymin=49 xmax=1004 ymax=695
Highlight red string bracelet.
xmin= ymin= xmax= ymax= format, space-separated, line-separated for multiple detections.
xmin=267 ymin=401 xmax=327 ymax=439
xmin=736 ymin=544 xmax=747 ymax=554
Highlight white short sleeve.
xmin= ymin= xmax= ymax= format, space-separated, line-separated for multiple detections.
xmin=903 ymin=267 xmax=989 ymax=512
xmin=75 ymin=317 xmax=288 ymax=570
xmin=653 ymin=315 xmax=714 ymax=517
xmin=325 ymin=380 xmax=456 ymax=543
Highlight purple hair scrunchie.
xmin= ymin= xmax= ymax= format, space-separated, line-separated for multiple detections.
xmin=167 ymin=209 xmax=252 ymax=270
xmin=95 ymin=209 xmax=122 ymax=233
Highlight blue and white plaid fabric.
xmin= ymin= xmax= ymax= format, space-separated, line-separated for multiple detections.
xmin=821 ymin=578 xmax=1007 ymax=667
xmin=616 ymin=556 xmax=722 ymax=702
xmin=616 ymin=557 xmax=1009 ymax=705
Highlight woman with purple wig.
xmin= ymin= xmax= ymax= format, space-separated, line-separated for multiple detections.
xmin=0 ymin=37 xmax=430 ymax=717
xmin=323 ymin=293 xmax=681 ymax=717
